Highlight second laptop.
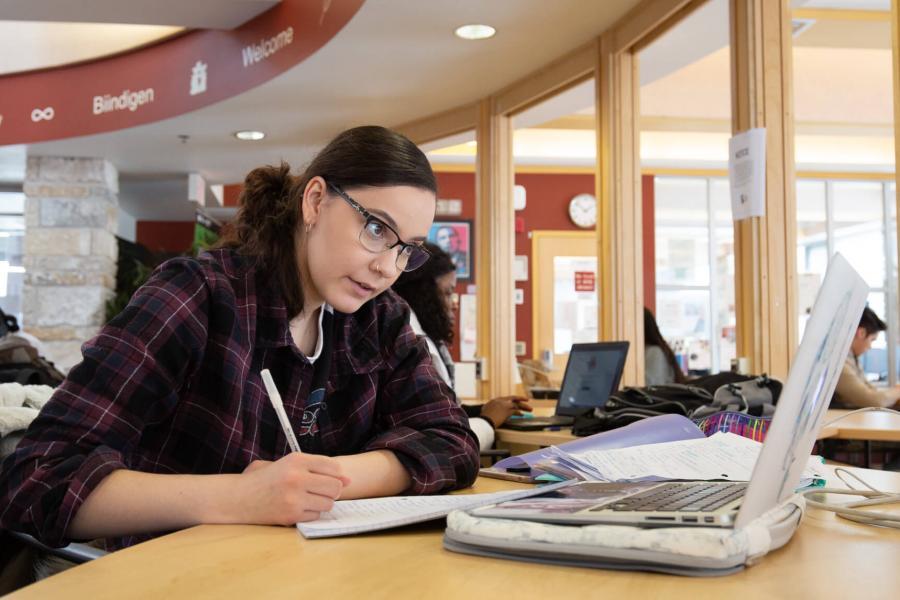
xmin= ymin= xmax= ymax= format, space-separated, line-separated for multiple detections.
xmin=505 ymin=341 xmax=629 ymax=430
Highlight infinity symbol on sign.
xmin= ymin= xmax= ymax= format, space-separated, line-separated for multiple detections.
xmin=31 ymin=107 xmax=55 ymax=122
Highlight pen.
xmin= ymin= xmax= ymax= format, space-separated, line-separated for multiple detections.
xmin=260 ymin=369 xmax=302 ymax=453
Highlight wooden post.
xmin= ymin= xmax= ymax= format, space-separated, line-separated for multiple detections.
xmin=730 ymin=0 xmax=798 ymax=380
xmin=892 ymin=0 xmax=900 ymax=306
xmin=595 ymin=35 xmax=645 ymax=386
xmin=475 ymin=100 xmax=516 ymax=397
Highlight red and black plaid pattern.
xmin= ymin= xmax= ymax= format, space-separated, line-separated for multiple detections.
xmin=0 ymin=249 xmax=479 ymax=549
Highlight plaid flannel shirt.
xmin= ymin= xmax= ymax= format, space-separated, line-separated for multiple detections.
xmin=0 ymin=248 xmax=479 ymax=549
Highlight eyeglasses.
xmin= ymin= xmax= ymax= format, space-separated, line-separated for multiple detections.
xmin=326 ymin=181 xmax=431 ymax=272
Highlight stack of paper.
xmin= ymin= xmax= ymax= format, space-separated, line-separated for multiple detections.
xmin=535 ymin=432 xmax=824 ymax=487
xmin=296 ymin=481 xmax=571 ymax=538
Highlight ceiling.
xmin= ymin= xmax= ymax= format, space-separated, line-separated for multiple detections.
xmin=0 ymin=0 xmax=278 ymax=29
xmin=0 ymin=23 xmax=184 ymax=76
xmin=429 ymin=0 xmax=895 ymax=173
xmin=0 ymin=0 xmax=895 ymax=222
xmin=1 ymin=1 xmax=641 ymax=186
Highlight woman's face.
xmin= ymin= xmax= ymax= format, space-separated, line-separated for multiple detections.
xmin=301 ymin=178 xmax=436 ymax=314
xmin=435 ymin=270 xmax=458 ymax=326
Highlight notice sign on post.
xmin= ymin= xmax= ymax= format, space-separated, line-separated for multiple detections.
xmin=728 ymin=128 xmax=766 ymax=221
xmin=574 ymin=271 xmax=595 ymax=292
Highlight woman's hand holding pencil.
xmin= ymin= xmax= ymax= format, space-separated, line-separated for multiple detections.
xmin=237 ymin=453 xmax=351 ymax=524
xmin=235 ymin=369 xmax=351 ymax=524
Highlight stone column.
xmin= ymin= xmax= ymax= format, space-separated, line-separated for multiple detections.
xmin=23 ymin=157 xmax=118 ymax=372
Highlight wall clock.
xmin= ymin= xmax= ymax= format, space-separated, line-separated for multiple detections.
xmin=568 ymin=193 xmax=597 ymax=228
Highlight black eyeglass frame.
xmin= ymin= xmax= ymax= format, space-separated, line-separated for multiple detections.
xmin=325 ymin=181 xmax=431 ymax=272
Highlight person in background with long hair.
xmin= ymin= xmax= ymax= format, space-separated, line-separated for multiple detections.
xmin=0 ymin=126 xmax=480 ymax=551
xmin=393 ymin=242 xmax=531 ymax=451
xmin=644 ymin=307 xmax=686 ymax=386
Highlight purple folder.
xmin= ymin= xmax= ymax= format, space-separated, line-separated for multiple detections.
xmin=492 ymin=414 xmax=705 ymax=472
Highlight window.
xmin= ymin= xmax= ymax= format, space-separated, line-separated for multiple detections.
xmin=654 ymin=177 xmax=735 ymax=374
xmin=655 ymin=175 xmax=897 ymax=380
xmin=0 ymin=192 xmax=26 ymax=326
xmin=797 ymin=179 xmax=898 ymax=384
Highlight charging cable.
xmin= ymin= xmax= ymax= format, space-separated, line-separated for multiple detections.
xmin=803 ymin=466 xmax=900 ymax=529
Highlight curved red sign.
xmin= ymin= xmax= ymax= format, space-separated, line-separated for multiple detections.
xmin=0 ymin=0 xmax=365 ymax=145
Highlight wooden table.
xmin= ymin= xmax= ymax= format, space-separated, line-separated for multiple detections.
xmin=822 ymin=409 xmax=900 ymax=442
xmin=8 ymin=466 xmax=900 ymax=600
xmin=819 ymin=409 xmax=900 ymax=467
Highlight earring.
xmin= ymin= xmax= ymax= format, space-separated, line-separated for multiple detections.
xmin=305 ymin=222 xmax=311 ymax=233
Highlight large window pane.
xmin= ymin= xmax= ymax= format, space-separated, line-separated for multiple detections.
xmin=656 ymin=289 xmax=712 ymax=374
xmin=713 ymin=224 xmax=735 ymax=372
xmin=709 ymin=178 xmax=736 ymax=371
xmin=654 ymin=178 xmax=708 ymax=222
xmin=832 ymin=181 xmax=884 ymax=289
xmin=859 ymin=292 xmax=887 ymax=381
xmin=889 ymin=182 xmax=899 ymax=382
xmin=796 ymin=180 xmax=828 ymax=337
xmin=0 ymin=193 xmax=25 ymax=325
xmin=655 ymin=177 xmax=710 ymax=286
xmin=655 ymin=226 xmax=710 ymax=286
xmin=709 ymin=179 xmax=732 ymax=224
xmin=796 ymin=180 xmax=827 ymax=276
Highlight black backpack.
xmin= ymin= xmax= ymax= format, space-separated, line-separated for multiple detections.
xmin=0 ymin=308 xmax=65 ymax=387
xmin=572 ymin=373 xmax=781 ymax=436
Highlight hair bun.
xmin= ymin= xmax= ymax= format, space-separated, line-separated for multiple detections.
xmin=240 ymin=162 xmax=294 ymax=208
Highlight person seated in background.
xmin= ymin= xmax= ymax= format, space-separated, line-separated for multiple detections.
xmin=393 ymin=242 xmax=531 ymax=451
xmin=832 ymin=306 xmax=900 ymax=408
xmin=644 ymin=307 xmax=686 ymax=386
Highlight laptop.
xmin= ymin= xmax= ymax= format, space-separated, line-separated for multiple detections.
xmin=473 ymin=253 xmax=868 ymax=530
xmin=504 ymin=341 xmax=629 ymax=430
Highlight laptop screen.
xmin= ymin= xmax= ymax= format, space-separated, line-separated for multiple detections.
xmin=734 ymin=253 xmax=868 ymax=529
xmin=556 ymin=342 xmax=629 ymax=417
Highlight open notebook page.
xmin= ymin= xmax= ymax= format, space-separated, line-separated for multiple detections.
xmin=297 ymin=481 xmax=572 ymax=538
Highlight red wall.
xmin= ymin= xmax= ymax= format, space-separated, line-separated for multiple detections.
xmin=434 ymin=171 xmax=656 ymax=360
xmin=433 ymin=173 xmax=478 ymax=360
xmin=223 ymin=183 xmax=242 ymax=207
xmin=136 ymin=221 xmax=194 ymax=254
xmin=512 ymin=173 xmax=594 ymax=358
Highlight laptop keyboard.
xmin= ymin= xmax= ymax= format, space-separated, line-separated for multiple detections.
xmin=596 ymin=482 xmax=748 ymax=513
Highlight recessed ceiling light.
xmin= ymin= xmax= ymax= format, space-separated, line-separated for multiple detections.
xmin=234 ymin=130 xmax=265 ymax=141
xmin=454 ymin=24 xmax=496 ymax=40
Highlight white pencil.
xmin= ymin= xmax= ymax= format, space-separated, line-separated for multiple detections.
xmin=260 ymin=369 xmax=302 ymax=453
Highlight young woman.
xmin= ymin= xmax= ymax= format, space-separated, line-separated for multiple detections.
xmin=393 ymin=243 xmax=531 ymax=451
xmin=643 ymin=307 xmax=686 ymax=386
xmin=0 ymin=126 xmax=480 ymax=550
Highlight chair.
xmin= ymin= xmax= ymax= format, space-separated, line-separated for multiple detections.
xmin=8 ymin=532 xmax=107 ymax=563
xmin=0 ymin=431 xmax=106 ymax=593
xmin=0 ymin=531 xmax=106 ymax=594
xmin=516 ymin=360 xmax=558 ymax=399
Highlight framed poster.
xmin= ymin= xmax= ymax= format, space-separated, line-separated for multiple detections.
xmin=429 ymin=220 xmax=473 ymax=279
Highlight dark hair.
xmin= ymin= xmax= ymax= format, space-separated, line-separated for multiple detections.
xmin=393 ymin=242 xmax=456 ymax=345
xmin=859 ymin=306 xmax=887 ymax=336
xmin=218 ymin=126 xmax=436 ymax=316
xmin=643 ymin=307 xmax=686 ymax=384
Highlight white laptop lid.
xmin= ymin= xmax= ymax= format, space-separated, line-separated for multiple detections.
xmin=734 ymin=253 xmax=868 ymax=529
